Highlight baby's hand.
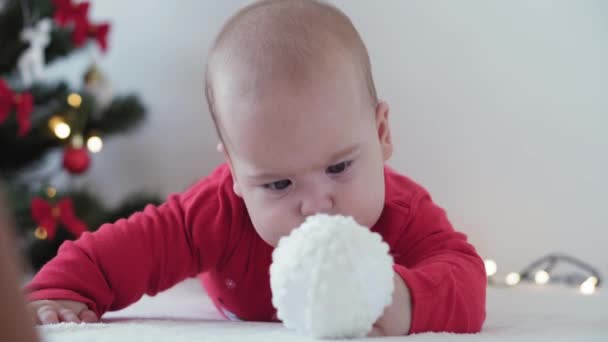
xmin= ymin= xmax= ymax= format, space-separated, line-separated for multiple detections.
xmin=28 ymin=300 xmax=99 ymax=324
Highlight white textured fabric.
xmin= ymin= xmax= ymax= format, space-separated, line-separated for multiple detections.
xmin=39 ymin=272 xmax=608 ymax=341
xmin=270 ymin=214 xmax=394 ymax=339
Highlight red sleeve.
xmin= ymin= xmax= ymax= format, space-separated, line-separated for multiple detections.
xmin=392 ymin=191 xmax=486 ymax=334
xmin=25 ymin=168 xmax=233 ymax=318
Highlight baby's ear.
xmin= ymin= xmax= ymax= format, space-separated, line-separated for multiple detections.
xmin=216 ymin=142 xmax=225 ymax=154
xmin=232 ymin=182 xmax=243 ymax=197
xmin=228 ymin=164 xmax=244 ymax=198
xmin=375 ymin=101 xmax=393 ymax=161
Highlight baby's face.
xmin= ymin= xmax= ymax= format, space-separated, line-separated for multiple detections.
xmin=215 ymin=66 xmax=392 ymax=247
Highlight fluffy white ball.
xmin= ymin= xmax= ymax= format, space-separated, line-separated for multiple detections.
xmin=270 ymin=214 xmax=394 ymax=339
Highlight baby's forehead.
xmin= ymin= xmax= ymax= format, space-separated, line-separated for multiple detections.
xmin=222 ymin=72 xmax=361 ymax=126
xmin=217 ymin=72 xmax=370 ymax=159
xmin=209 ymin=22 xmax=358 ymax=95
xmin=213 ymin=50 xmax=359 ymax=108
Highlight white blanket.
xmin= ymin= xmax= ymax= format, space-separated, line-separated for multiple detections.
xmin=40 ymin=279 xmax=608 ymax=341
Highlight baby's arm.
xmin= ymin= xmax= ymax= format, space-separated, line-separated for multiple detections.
xmin=369 ymin=272 xmax=411 ymax=336
xmin=25 ymin=192 xmax=209 ymax=323
xmin=388 ymin=191 xmax=486 ymax=334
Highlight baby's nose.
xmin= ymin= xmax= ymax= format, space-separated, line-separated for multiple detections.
xmin=299 ymin=192 xmax=334 ymax=217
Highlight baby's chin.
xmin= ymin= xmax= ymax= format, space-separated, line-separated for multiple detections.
xmin=254 ymin=229 xmax=284 ymax=248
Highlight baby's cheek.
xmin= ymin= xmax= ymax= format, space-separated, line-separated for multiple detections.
xmin=348 ymin=180 xmax=383 ymax=226
xmin=253 ymin=202 xmax=298 ymax=246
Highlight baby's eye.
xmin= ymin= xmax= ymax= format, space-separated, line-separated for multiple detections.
xmin=326 ymin=160 xmax=353 ymax=174
xmin=263 ymin=179 xmax=292 ymax=191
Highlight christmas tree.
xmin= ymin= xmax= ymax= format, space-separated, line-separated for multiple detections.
xmin=0 ymin=0 xmax=161 ymax=270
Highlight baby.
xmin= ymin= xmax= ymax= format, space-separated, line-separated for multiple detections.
xmin=27 ymin=0 xmax=486 ymax=336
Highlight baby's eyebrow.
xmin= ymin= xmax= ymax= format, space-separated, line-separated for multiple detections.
xmin=247 ymin=172 xmax=284 ymax=182
xmin=328 ymin=144 xmax=360 ymax=163
xmin=246 ymin=144 xmax=360 ymax=182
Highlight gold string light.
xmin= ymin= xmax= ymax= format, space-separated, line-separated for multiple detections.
xmin=580 ymin=276 xmax=598 ymax=295
xmin=87 ymin=134 xmax=103 ymax=153
xmin=34 ymin=227 xmax=48 ymax=240
xmin=486 ymin=255 xmax=601 ymax=295
xmin=45 ymin=187 xmax=57 ymax=198
xmin=484 ymin=259 xmax=497 ymax=277
xmin=48 ymin=116 xmax=71 ymax=139
xmin=534 ymin=270 xmax=550 ymax=285
xmin=505 ymin=272 xmax=521 ymax=286
xmin=67 ymin=93 xmax=82 ymax=108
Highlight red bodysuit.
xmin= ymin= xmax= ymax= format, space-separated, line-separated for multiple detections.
xmin=27 ymin=164 xmax=486 ymax=334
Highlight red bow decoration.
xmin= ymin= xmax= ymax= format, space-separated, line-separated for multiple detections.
xmin=0 ymin=79 xmax=33 ymax=136
xmin=31 ymin=197 xmax=88 ymax=240
xmin=52 ymin=0 xmax=89 ymax=26
xmin=51 ymin=0 xmax=110 ymax=52
xmin=72 ymin=20 xmax=110 ymax=52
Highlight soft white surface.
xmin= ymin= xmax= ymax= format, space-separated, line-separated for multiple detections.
xmin=40 ymin=278 xmax=608 ymax=342
xmin=270 ymin=215 xmax=394 ymax=338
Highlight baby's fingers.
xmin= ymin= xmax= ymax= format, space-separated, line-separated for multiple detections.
xmin=58 ymin=308 xmax=81 ymax=323
xmin=37 ymin=305 xmax=60 ymax=324
xmin=79 ymin=309 xmax=99 ymax=323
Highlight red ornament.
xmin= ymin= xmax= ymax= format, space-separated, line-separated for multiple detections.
xmin=31 ymin=197 xmax=88 ymax=240
xmin=0 ymin=79 xmax=33 ymax=136
xmin=63 ymin=146 xmax=91 ymax=174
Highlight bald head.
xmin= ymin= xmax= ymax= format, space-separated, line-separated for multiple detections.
xmin=205 ymin=0 xmax=378 ymax=141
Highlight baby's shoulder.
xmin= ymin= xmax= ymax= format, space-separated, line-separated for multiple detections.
xmin=383 ymin=166 xmax=429 ymax=211
xmin=180 ymin=164 xmax=234 ymax=200
xmin=175 ymin=163 xmax=244 ymax=218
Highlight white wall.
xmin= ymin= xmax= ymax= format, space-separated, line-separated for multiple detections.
xmin=48 ymin=1 xmax=608 ymax=277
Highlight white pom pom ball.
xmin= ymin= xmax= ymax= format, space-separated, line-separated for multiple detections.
xmin=270 ymin=214 xmax=394 ymax=339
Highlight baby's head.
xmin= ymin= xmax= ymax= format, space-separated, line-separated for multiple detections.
xmin=205 ymin=0 xmax=393 ymax=246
